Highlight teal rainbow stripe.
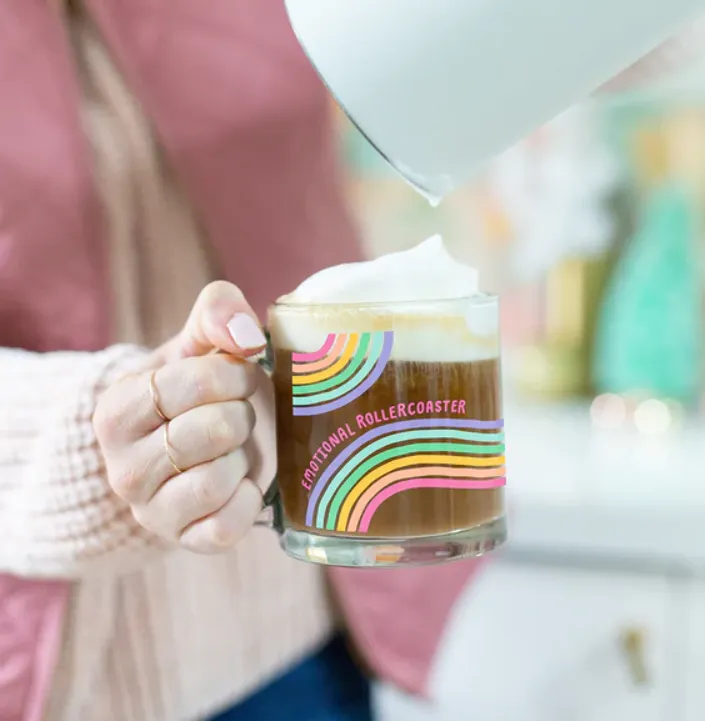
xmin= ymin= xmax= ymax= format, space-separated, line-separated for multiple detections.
xmin=291 ymin=331 xmax=393 ymax=416
xmin=305 ymin=417 xmax=505 ymax=533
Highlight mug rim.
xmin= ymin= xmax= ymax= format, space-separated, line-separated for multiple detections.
xmin=272 ymin=293 xmax=498 ymax=312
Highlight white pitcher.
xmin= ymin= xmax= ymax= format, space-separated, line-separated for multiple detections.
xmin=285 ymin=0 xmax=705 ymax=201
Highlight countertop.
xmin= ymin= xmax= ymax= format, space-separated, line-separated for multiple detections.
xmin=504 ymin=400 xmax=705 ymax=570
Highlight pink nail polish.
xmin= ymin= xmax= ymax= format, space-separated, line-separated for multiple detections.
xmin=227 ymin=313 xmax=267 ymax=350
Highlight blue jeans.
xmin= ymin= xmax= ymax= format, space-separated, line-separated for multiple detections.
xmin=208 ymin=636 xmax=373 ymax=721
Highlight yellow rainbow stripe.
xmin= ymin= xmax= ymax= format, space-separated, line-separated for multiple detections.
xmin=336 ymin=454 xmax=505 ymax=531
xmin=292 ymin=334 xmax=358 ymax=384
xmin=291 ymin=331 xmax=394 ymax=417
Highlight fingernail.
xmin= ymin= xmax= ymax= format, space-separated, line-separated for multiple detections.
xmin=227 ymin=313 xmax=267 ymax=350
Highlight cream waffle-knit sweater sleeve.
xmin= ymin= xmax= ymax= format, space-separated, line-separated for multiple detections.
xmin=0 ymin=342 xmax=336 ymax=721
xmin=0 ymin=344 xmax=172 ymax=579
xmin=0 ymin=6 xmax=212 ymax=584
xmin=3 ymin=6 xmax=335 ymax=719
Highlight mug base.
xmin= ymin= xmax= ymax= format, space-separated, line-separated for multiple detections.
xmin=279 ymin=516 xmax=506 ymax=567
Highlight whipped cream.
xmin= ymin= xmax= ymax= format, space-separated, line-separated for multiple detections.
xmin=270 ymin=236 xmax=498 ymax=362
xmin=282 ymin=235 xmax=479 ymax=304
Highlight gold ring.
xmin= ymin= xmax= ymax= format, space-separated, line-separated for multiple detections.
xmin=149 ymin=370 xmax=169 ymax=422
xmin=163 ymin=423 xmax=184 ymax=475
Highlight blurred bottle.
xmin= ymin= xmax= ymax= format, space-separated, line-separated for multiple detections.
xmin=493 ymin=106 xmax=623 ymax=399
xmin=593 ymin=110 xmax=704 ymax=405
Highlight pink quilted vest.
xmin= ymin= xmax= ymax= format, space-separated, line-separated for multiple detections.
xmin=0 ymin=1 xmax=482 ymax=718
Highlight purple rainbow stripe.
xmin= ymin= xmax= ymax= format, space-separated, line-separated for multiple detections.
xmin=305 ymin=417 xmax=504 ymax=525
xmin=357 ymin=477 xmax=506 ymax=532
xmin=293 ymin=332 xmax=394 ymax=416
xmin=291 ymin=334 xmax=336 ymax=363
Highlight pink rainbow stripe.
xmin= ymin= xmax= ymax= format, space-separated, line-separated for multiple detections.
xmin=357 ymin=476 xmax=506 ymax=533
xmin=346 ymin=465 xmax=506 ymax=532
xmin=292 ymin=334 xmax=347 ymax=373
xmin=291 ymin=333 xmax=336 ymax=363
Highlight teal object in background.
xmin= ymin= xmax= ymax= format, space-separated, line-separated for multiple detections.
xmin=593 ymin=184 xmax=703 ymax=403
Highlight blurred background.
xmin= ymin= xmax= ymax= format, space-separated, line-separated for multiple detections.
xmin=336 ymin=48 xmax=705 ymax=721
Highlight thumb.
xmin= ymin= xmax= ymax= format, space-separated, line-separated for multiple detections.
xmin=155 ymin=281 xmax=267 ymax=364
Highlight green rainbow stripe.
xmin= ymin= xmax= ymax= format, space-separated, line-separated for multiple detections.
xmin=291 ymin=331 xmax=394 ymax=416
xmin=305 ymin=418 xmax=506 ymax=532
xmin=293 ymin=333 xmax=373 ymax=399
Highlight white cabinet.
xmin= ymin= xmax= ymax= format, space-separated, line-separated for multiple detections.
xmin=683 ymin=581 xmax=705 ymax=721
xmin=373 ymin=403 xmax=705 ymax=721
xmin=375 ymin=562 xmax=672 ymax=721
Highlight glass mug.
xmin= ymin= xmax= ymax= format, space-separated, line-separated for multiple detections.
xmin=258 ymin=295 xmax=506 ymax=567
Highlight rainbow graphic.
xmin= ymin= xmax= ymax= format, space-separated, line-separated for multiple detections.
xmin=305 ymin=418 xmax=505 ymax=533
xmin=291 ymin=332 xmax=394 ymax=416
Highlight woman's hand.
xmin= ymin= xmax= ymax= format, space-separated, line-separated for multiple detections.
xmin=94 ymin=281 xmax=277 ymax=554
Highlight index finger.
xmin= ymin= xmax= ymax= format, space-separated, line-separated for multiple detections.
xmin=96 ymin=354 xmax=257 ymax=445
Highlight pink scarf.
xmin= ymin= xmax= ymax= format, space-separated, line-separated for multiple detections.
xmin=0 ymin=1 xmax=482 ymax=718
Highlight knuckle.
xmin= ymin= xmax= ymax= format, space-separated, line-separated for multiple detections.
xmin=93 ymin=373 xmax=139 ymax=445
xmin=189 ymin=451 xmax=249 ymax=516
xmin=130 ymin=505 xmax=154 ymax=533
xmin=130 ymin=505 xmax=175 ymax=542
xmin=206 ymin=355 xmax=258 ymax=402
xmin=236 ymin=401 xmax=256 ymax=440
xmin=200 ymin=403 xmax=253 ymax=452
xmin=93 ymin=392 xmax=121 ymax=446
xmin=191 ymin=361 xmax=217 ymax=405
xmin=205 ymin=406 xmax=235 ymax=449
xmin=189 ymin=467 xmax=224 ymax=511
xmin=109 ymin=465 xmax=144 ymax=502
xmin=207 ymin=518 xmax=239 ymax=550
xmin=228 ymin=448 xmax=250 ymax=484
xmin=189 ymin=356 xmax=257 ymax=405
xmin=238 ymin=362 xmax=258 ymax=398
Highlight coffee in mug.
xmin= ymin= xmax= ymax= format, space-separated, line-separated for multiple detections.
xmin=266 ymin=236 xmax=506 ymax=566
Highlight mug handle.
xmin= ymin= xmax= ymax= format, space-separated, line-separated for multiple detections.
xmin=253 ymin=330 xmax=285 ymax=534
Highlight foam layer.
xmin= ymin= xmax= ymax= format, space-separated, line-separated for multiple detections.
xmin=270 ymin=236 xmax=498 ymax=362
xmin=282 ymin=235 xmax=478 ymax=304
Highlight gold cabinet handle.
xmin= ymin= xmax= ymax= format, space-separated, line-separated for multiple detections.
xmin=620 ymin=627 xmax=650 ymax=688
